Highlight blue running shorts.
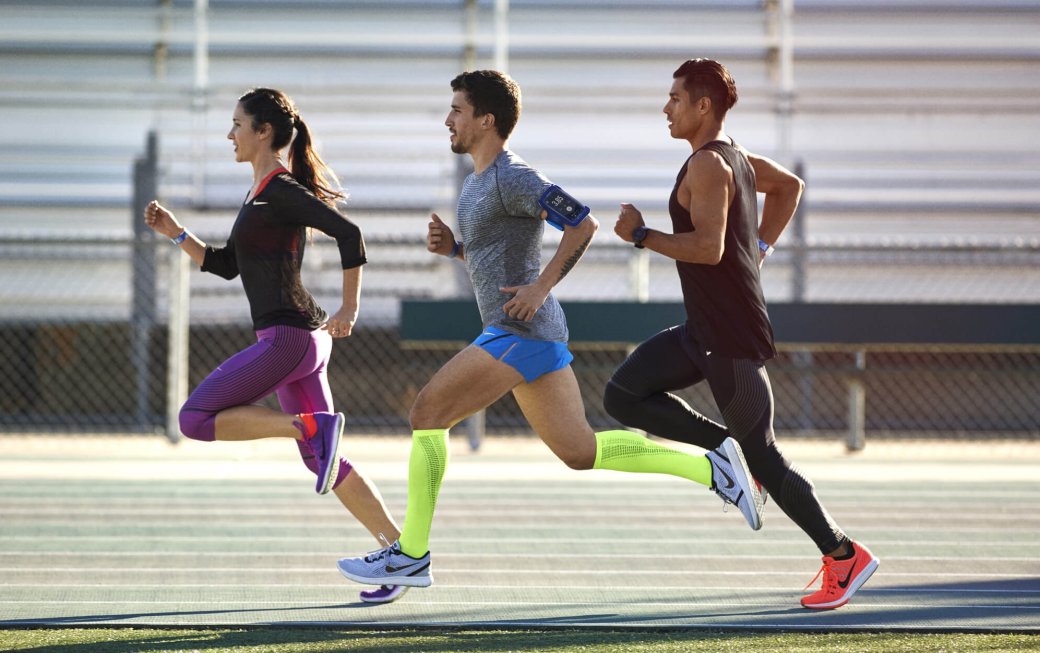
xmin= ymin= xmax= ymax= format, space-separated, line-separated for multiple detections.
xmin=472 ymin=326 xmax=574 ymax=383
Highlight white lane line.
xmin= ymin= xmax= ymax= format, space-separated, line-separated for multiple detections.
xmin=0 ymin=599 xmax=1037 ymax=611
xmin=3 ymin=525 xmax=1037 ymax=539
xmin=0 ymin=570 xmax=1034 ymax=580
xmin=2 ymin=553 xmax=1040 ymax=565
xmin=1 ymin=583 xmax=1036 ymax=593
xmin=4 ymin=507 xmax=1038 ymax=520
xmin=1 ymin=538 xmax=1036 ymax=550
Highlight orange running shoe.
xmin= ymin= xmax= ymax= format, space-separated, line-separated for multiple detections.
xmin=801 ymin=541 xmax=879 ymax=610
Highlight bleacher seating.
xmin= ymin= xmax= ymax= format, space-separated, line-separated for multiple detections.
xmin=1 ymin=0 xmax=1038 ymax=323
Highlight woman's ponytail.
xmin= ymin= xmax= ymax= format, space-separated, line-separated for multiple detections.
xmin=288 ymin=117 xmax=344 ymax=205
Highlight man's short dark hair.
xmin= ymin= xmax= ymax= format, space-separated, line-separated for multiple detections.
xmin=450 ymin=70 xmax=522 ymax=139
xmin=673 ymin=58 xmax=738 ymax=121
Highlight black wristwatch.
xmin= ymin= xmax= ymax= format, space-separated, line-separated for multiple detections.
xmin=632 ymin=226 xmax=650 ymax=249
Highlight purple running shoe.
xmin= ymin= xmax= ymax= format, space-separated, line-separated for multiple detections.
xmin=309 ymin=412 xmax=344 ymax=495
xmin=359 ymin=585 xmax=410 ymax=604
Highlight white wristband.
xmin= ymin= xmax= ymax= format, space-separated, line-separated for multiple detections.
xmin=171 ymin=230 xmax=189 ymax=245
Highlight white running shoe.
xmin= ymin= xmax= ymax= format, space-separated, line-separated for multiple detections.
xmin=337 ymin=540 xmax=432 ymax=588
xmin=706 ymin=437 xmax=764 ymax=531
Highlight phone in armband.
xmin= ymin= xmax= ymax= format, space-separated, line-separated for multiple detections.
xmin=538 ymin=185 xmax=590 ymax=231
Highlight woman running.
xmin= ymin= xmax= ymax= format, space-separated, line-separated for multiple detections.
xmin=143 ymin=87 xmax=406 ymax=604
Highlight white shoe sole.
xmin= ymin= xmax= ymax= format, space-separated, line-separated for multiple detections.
xmin=337 ymin=559 xmax=433 ymax=588
xmin=720 ymin=437 xmax=764 ymax=531
xmin=316 ymin=413 xmax=343 ymax=495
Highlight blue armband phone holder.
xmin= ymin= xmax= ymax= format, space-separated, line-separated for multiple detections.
xmin=538 ymin=185 xmax=590 ymax=231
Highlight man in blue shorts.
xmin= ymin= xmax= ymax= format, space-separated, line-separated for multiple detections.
xmin=336 ymin=70 xmax=765 ymax=591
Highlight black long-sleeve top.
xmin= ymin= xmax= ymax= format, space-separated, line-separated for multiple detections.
xmin=201 ymin=169 xmax=366 ymax=330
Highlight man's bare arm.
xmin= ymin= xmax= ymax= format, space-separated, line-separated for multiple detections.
xmin=745 ymin=151 xmax=804 ymax=247
xmin=635 ymin=151 xmax=731 ymax=265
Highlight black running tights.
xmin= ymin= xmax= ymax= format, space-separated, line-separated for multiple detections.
xmin=603 ymin=324 xmax=848 ymax=555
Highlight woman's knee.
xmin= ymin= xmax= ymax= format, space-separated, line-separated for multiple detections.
xmin=178 ymin=408 xmax=216 ymax=442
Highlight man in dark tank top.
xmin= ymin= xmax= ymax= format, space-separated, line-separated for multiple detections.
xmin=606 ymin=58 xmax=879 ymax=610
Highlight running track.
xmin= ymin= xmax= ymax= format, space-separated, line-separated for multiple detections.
xmin=1 ymin=435 xmax=1037 ymax=632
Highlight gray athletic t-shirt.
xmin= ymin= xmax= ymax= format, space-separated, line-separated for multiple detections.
xmin=457 ymin=150 xmax=569 ymax=342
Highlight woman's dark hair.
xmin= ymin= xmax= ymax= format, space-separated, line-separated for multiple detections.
xmin=672 ymin=58 xmax=738 ymax=121
xmin=450 ymin=70 xmax=522 ymax=139
xmin=237 ymin=88 xmax=343 ymax=204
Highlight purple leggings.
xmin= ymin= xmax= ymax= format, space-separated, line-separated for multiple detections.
xmin=179 ymin=324 xmax=352 ymax=488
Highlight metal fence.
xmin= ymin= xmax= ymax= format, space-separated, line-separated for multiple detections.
xmin=2 ymin=301 xmax=1038 ymax=440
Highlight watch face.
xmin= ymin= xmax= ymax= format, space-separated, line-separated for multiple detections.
xmin=633 ymin=226 xmax=648 ymax=248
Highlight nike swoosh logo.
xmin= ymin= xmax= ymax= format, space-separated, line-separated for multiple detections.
xmin=253 ymin=201 xmax=269 ymax=205
xmin=385 ymin=563 xmax=424 ymax=574
xmin=837 ymin=560 xmax=858 ymax=589
xmin=718 ymin=466 xmax=736 ymax=490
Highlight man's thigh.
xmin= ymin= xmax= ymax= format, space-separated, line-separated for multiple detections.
xmin=610 ymin=325 xmax=706 ymax=396
xmin=410 ymin=345 xmax=524 ymax=429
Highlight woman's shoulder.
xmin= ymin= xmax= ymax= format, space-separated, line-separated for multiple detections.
xmin=264 ymin=172 xmax=318 ymax=202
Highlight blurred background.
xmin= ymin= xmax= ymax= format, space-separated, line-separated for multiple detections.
xmin=0 ymin=0 xmax=1037 ymax=442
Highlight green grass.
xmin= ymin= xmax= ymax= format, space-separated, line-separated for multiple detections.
xmin=1 ymin=629 xmax=1038 ymax=653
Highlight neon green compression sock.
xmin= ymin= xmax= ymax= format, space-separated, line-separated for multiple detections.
xmin=593 ymin=429 xmax=712 ymax=487
xmin=397 ymin=428 xmax=449 ymax=558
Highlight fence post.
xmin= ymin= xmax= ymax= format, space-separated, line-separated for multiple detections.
xmin=789 ymin=160 xmax=815 ymax=433
xmin=629 ymin=248 xmax=650 ymax=303
xmin=165 ymin=245 xmax=190 ymax=443
xmin=131 ymin=131 xmax=159 ymax=432
xmin=847 ymin=350 xmax=867 ymax=451
xmin=791 ymin=160 xmax=807 ymax=302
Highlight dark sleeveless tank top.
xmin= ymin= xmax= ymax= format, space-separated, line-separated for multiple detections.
xmin=668 ymin=139 xmax=776 ymax=361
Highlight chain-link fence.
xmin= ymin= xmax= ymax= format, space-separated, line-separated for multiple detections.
xmin=2 ymin=314 xmax=1038 ymax=439
xmin=2 ymin=232 xmax=1038 ymax=439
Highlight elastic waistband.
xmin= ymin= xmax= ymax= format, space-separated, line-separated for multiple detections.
xmin=255 ymin=324 xmax=317 ymax=340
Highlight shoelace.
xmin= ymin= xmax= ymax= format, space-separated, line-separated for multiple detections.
xmin=707 ymin=458 xmax=734 ymax=512
xmin=804 ymin=557 xmax=838 ymax=592
xmin=374 ymin=534 xmax=400 ymax=594
xmin=712 ymin=480 xmax=736 ymax=513
xmin=363 ymin=533 xmax=396 ymax=563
